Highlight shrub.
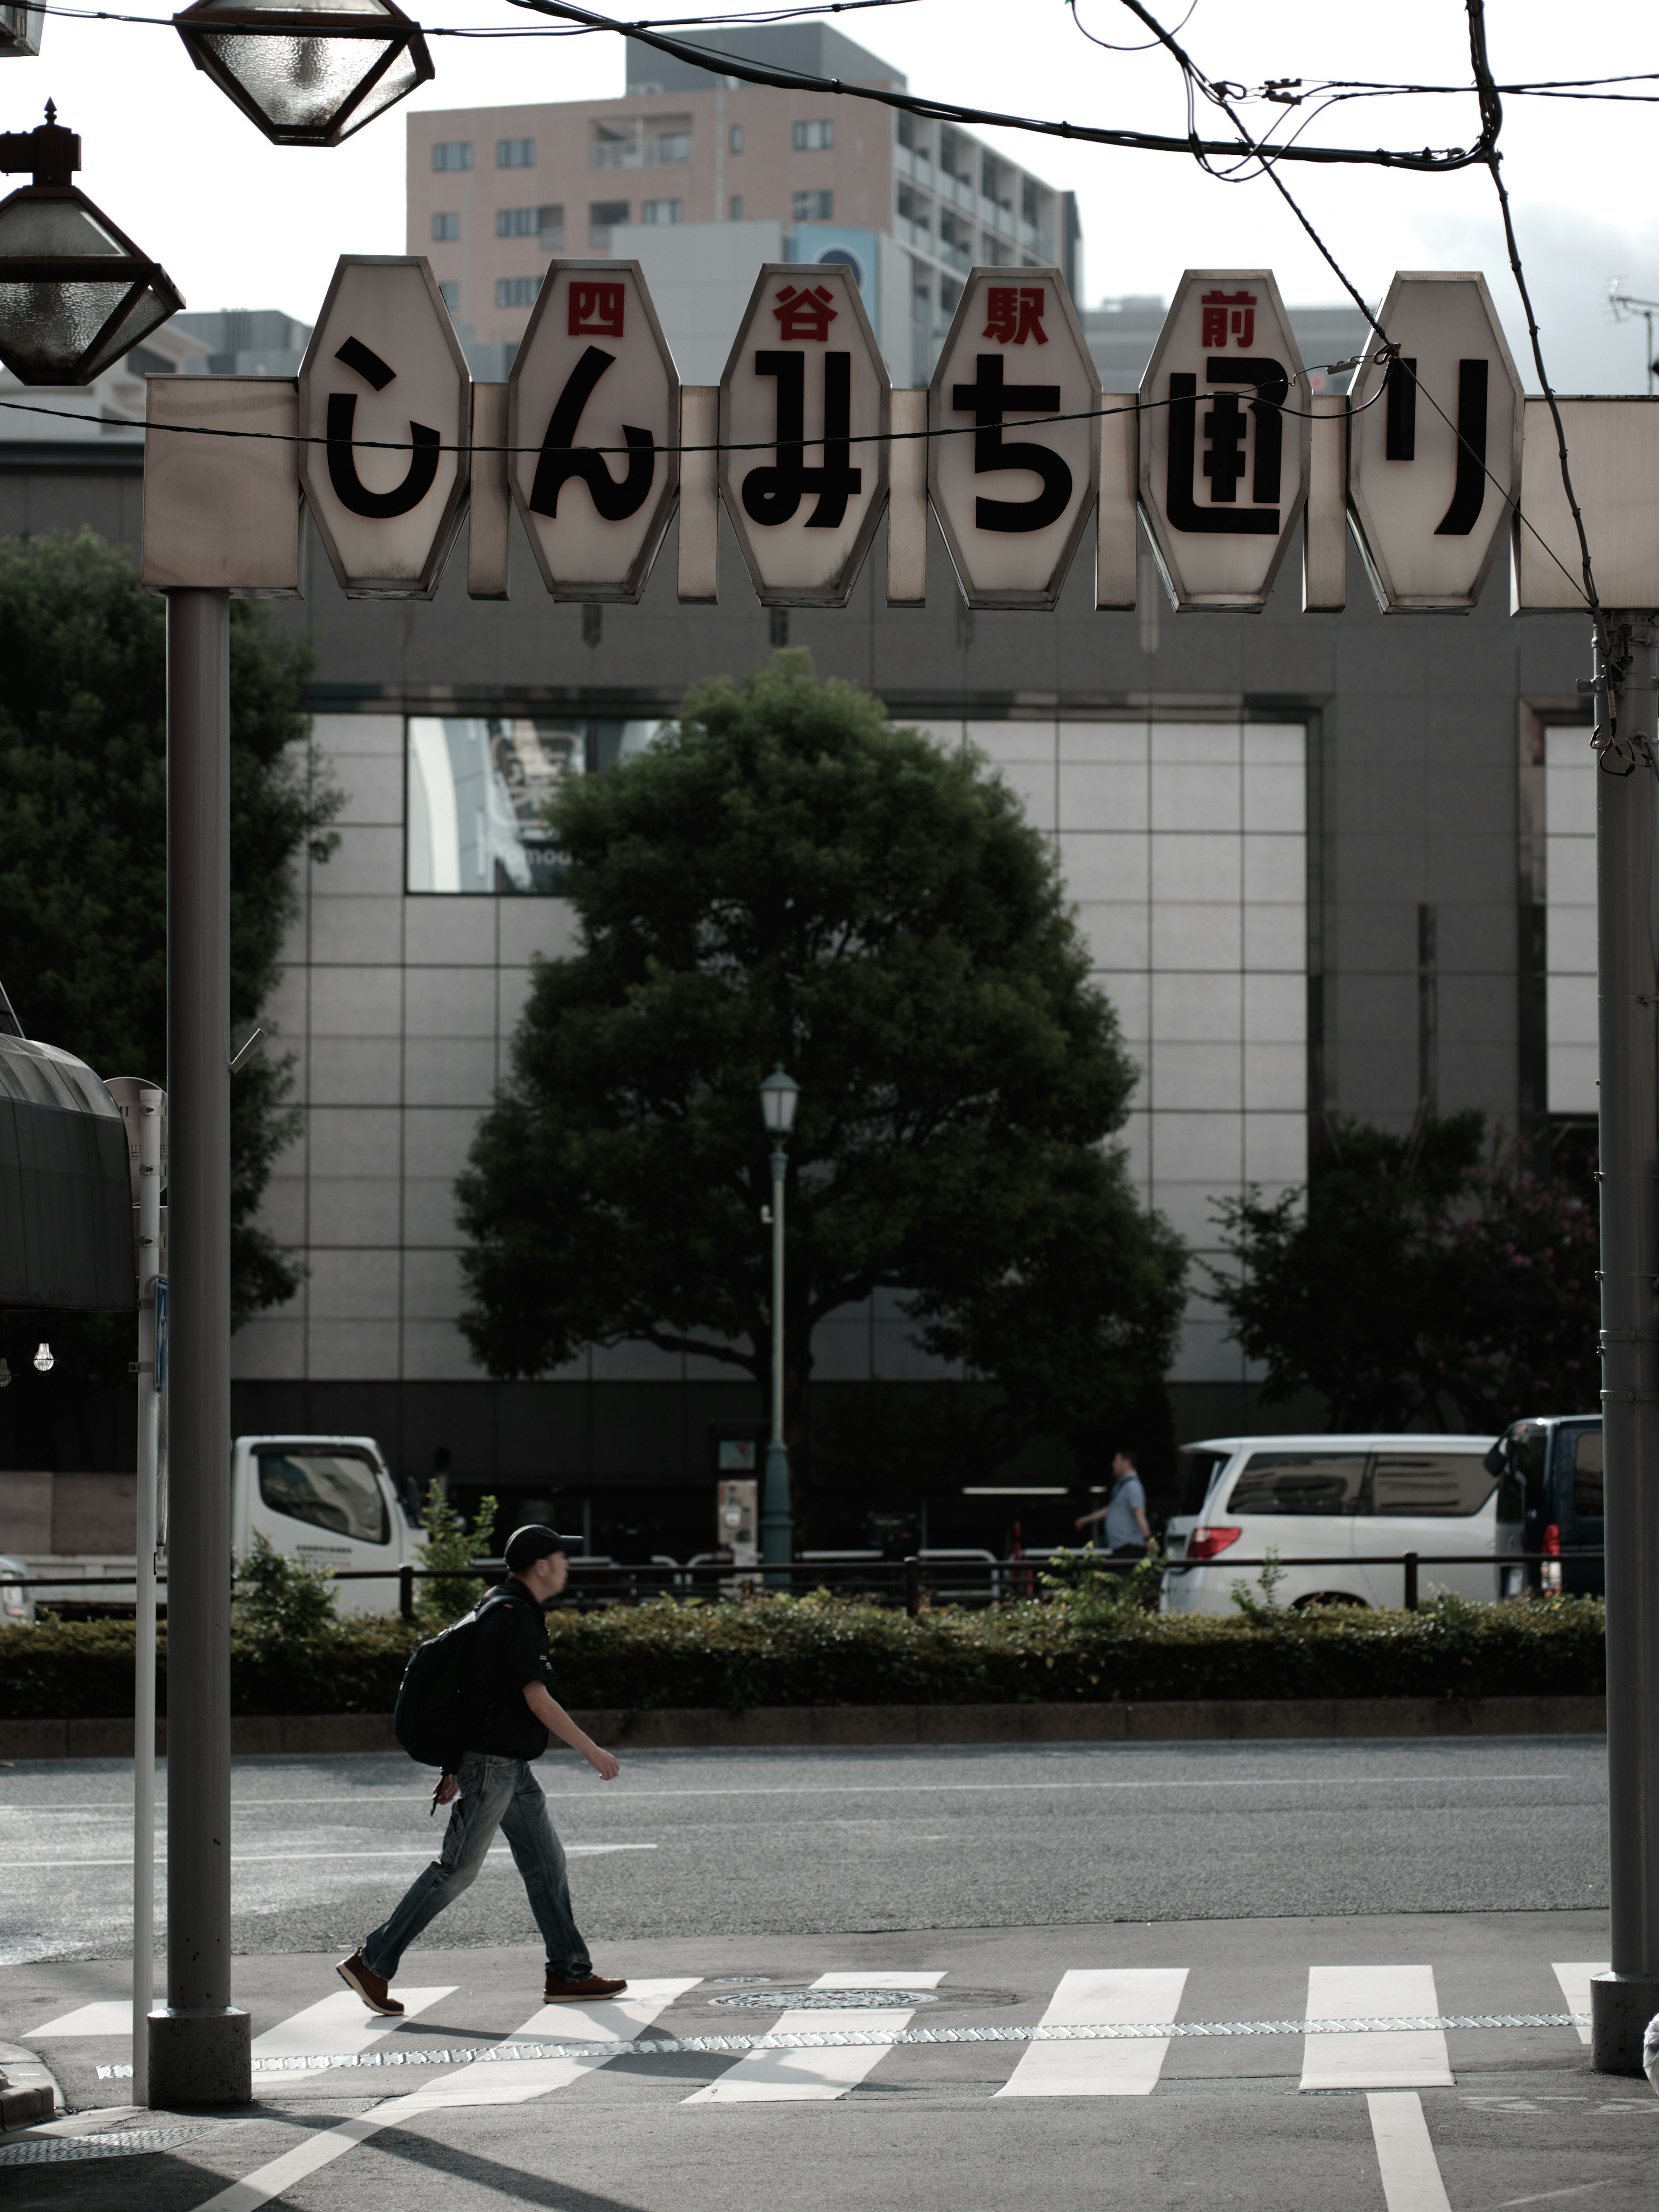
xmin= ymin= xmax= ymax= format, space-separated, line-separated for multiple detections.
xmin=414 ymin=1483 xmax=499 ymax=1619
xmin=0 ymin=1592 xmax=1606 ymax=1721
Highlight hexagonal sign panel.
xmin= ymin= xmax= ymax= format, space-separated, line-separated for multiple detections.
xmin=299 ymin=256 xmax=470 ymax=600
xmin=508 ymin=261 xmax=680 ymax=604
xmin=719 ymin=263 xmax=889 ymax=607
xmin=929 ymin=268 xmax=1100 ymax=610
xmin=1140 ymin=270 xmax=1308 ymax=610
xmin=1348 ymin=271 xmax=1522 ymax=613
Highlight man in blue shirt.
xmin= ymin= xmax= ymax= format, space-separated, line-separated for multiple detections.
xmin=1074 ymin=1450 xmax=1154 ymax=1556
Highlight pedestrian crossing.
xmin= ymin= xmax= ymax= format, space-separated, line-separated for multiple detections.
xmin=27 ymin=1953 xmax=1595 ymax=2112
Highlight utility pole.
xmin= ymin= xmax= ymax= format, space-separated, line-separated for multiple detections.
xmin=146 ymin=589 xmax=250 ymax=2107
xmin=1589 ymin=613 xmax=1659 ymax=2075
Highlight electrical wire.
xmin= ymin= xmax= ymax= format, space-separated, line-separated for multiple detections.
xmin=506 ymin=0 xmax=1495 ymax=171
xmin=19 ymin=0 xmax=919 ymax=35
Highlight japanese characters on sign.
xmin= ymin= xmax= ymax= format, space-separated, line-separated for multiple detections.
xmin=718 ymin=263 xmax=890 ymax=607
xmin=929 ymin=269 xmax=1101 ymax=610
xmin=297 ymin=256 xmax=469 ymax=600
xmin=508 ymin=261 xmax=680 ymax=603
xmin=1139 ymin=269 xmax=1308 ymax=611
xmin=1347 ymin=271 xmax=1522 ymax=613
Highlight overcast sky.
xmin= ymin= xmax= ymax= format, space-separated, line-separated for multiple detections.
xmin=19 ymin=0 xmax=1659 ymax=390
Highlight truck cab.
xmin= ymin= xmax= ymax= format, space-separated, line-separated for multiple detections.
xmin=231 ymin=1435 xmax=417 ymax=1615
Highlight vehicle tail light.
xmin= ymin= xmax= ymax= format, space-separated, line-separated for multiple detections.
xmin=1542 ymin=1522 xmax=1562 ymax=1592
xmin=1186 ymin=1526 xmax=1243 ymax=1563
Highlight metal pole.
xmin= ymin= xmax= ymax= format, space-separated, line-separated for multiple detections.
xmin=760 ymin=1142 xmax=793 ymax=1576
xmin=1590 ymin=612 xmax=1659 ymax=2075
xmin=133 ymin=1086 xmax=163 ymax=2105
xmin=149 ymin=589 xmax=250 ymax=2107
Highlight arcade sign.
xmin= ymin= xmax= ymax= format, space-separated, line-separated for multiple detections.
xmin=143 ymin=251 xmax=1586 ymax=622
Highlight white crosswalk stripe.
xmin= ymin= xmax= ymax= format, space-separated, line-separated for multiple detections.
xmin=26 ymin=2000 xmax=133 ymax=2038
xmin=995 ymin=1968 xmax=1190 ymax=2097
xmin=251 ymin=1985 xmax=457 ymax=2086
xmin=683 ymin=1972 xmax=946 ymax=2104
xmin=1551 ymin=1960 xmax=1606 ymax=2046
xmin=1299 ymin=1967 xmax=1451 ymax=2091
xmin=396 ymin=1980 xmax=702 ymax=2110
xmin=1367 ymin=2092 xmax=1452 ymax=2212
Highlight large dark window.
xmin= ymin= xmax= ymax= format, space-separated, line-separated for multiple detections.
xmin=1367 ymin=1452 xmax=1497 ymax=1519
xmin=1226 ymin=1452 xmax=1367 ymax=1516
xmin=257 ymin=1452 xmax=389 ymax=1546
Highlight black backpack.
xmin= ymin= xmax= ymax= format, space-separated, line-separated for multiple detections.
xmin=393 ymin=1589 xmax=519 ymax=1771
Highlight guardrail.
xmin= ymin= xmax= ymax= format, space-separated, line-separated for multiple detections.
xmin=3 ymin=1548 xmax=1605 ymax=1618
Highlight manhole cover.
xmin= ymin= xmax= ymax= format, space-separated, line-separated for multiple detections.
xmin=709 ymin=1988 xmax=942 ymax=2010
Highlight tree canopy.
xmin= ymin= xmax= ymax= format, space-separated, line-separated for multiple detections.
xmin=0 ymin=529 xmax=336 ymax=1327
xmin=458 ymin=653 xmax=1187 ymax=1456
xmin=1209 ymin=1112 xmax=1599 ymax=1431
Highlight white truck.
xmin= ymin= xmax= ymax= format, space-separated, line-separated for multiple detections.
xmin=4 ymin=1435 xmax=422 ymax=1618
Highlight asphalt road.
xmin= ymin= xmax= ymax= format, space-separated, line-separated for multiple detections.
xmin=0 ymin=1735 xmax=1608 ymax=1968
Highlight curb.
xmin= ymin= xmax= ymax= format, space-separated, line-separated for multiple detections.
xmin=0 ymin=1695 xmax=1607 ymax=1759
xmin=0 ymin=2040 xmax=62 ymax=2131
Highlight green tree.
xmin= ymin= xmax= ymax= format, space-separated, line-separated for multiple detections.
xmin=0 ymin=530 xmax=338 ymax=1331
xmin=458 ymin=653 xmax=1186 ymax=1464
xmin=1209 ymin=1113 xmax=1599 ymax=1430
xmin=414 ymin=1483 xmax=500 ymax=1621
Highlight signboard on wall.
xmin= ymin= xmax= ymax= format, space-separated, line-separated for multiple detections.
xmin=1139 ymin=269 xmax=1308 ymax=611
xmin=297 ymin=256 xmax=470 ymax=600
xmin=508 ymin=260 xmax=680 ymax=603
xmin=1347 ymin=270 xmax=1522 ymax=614
xmin=928 ymin=267 xmax=1100 ymax=610
xmin=718 ymin=262 xmax=890 ymax=607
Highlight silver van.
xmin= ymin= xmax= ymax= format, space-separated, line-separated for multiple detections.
xmin=1160 ymin=1432 xmax=1514 ymax=1614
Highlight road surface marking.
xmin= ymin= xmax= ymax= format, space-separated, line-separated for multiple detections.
xmin=251 ymin=1986 xmax=456 ymax=2086
xmin=2 ymin=1843 xmax=655 ymax=1869
xmin=1368 ymin=2091 xmax=1452 ymax=2212
xmin=683 ymin=1971 xmax=946 ymax=2104
xmin=26 ymin=2001 xmax=135 ymax=2038
xmin=1551 ymin=1962 xmax=1606 ymax=2046
xmin=995 ymin=1968 xmax=1190 ymax=2096
xmin=1300 ymin=1968 xmax=1451 ymax=2090
xmin=392 ymin=1979 xmax=702 ymax=2110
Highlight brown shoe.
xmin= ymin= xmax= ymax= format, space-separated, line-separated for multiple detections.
xmin=543 ymin=1972 xmax=628 ymax=2004
xmin=337 ymin=1950 xmax=404 ymax=2016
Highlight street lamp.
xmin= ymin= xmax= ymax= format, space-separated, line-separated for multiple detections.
xmin=172 ymin=0 xmax=434 ymax=149
xmin=758 ymin=1065 xmax=799 ymax=1578
xmin=0 ymin=106 xmax=184 ymax=385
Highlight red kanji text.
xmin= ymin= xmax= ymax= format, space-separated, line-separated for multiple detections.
xmin=772 ymin=283 xmax=839 ymax=341
xmin=983 ymin=286 xmax=1049 ymax=345
xmin=1200 ymin=290 xmax=1256 ymax=349
xmin=569 ymin=281 xmax=626 ymax=339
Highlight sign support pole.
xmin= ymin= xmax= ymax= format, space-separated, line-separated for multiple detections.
xmin=761 ymin=1142 xmax=792 ymax=1581
xmin=147 ymin=588 xmax=250 ymax=2108
xmin=132 ymin=1085 xmax=163 ymax=2105
xmin=1591 ymin=612 xmax=1659 ymax=2075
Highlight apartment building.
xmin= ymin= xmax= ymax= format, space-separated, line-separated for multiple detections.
xmin=405 ymin=25 xmax=1080 ymax=383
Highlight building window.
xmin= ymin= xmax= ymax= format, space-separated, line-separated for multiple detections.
xmin=497 ymin=137 xmax=535 ymax=168
xmin=407 ymin=718 xmax=667 ymax=894
xmin=729 ymin=123 xmax=743 ymax=153
xmin=431 ymin=211 xmax=459 ymax=243
xmin=496 ymin=206 xmax=541 ymax=237
xmin=496 ymin=275 xmax=542 ymax=308
xmin=728 ymin=194 xmax=743 ymax=221
xmin=642 ymin=198 xmax=682 ymax=224
xmin=432 ymin=140 xmax=472 ymax=172
xmin=794 ymin=119 xmax=834 ymax=151
xmin=438 ymin=281 xmax=460 ymax=313
xmin=589 ymin=199 xmax=629 ymax=247
xmin=537 ymin=204 xmax=565 ymax=249
xmin=655 ymin=130 xmax=691 ymax=163
xmin=793 ymin=189 xmax=833 ymax=222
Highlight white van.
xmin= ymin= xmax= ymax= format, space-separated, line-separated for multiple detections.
xmin=1160 ymin=1433 xmax=1513 ymax=1615
xmin=231 ymin=1435 xmax=417 ymax=1616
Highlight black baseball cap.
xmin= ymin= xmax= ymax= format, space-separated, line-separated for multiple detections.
xmin=504 ymin=1523 xmax=566 ymax=1572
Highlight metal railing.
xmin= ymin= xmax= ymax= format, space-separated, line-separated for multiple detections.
xmin=3 ymin=1548 xmax=1605 ymax=1618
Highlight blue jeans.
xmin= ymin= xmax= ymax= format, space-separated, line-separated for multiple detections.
xmin=362 ymin=1751 xmax=592 ymax=1982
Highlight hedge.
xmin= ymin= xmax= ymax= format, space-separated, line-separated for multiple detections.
xmin=0 ymin=1593 xmax=1607 ymax=1721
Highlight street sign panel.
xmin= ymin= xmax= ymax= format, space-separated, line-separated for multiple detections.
xmin=928 ymin=268 xmax=1100 ymax=610
xmin=1139 ymin=270 xmax=1308 ymax=610
xmin=1348 ymin=271 xmax=1522 ymax=613
xmin=508 ymin=261 xmax=679 ymax=603
xmin=718 ymin=262 xmax=889 ymax=607
xmin=298 ymin=255 xmax=469 ymax=600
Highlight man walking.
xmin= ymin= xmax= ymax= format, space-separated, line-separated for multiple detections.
xmin=337 ymin=1524 xmax=626 ymax=2015
xmin=1075 ymin=1449 xmax=1154 ymax=1558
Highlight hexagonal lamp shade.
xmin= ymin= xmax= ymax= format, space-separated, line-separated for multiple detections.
xmin=0 ymin=107 xmax=184 ymax=386
xmin=173 ymin=0 xmax=433 ymax=148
